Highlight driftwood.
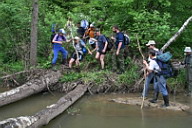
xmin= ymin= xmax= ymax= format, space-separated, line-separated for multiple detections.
xmin=0 ymin=70 xmax=61 ymax=107
xmin=161 ymin=16 xmax=192 ymax=52
xmin=0 ymin=84 xmax=89 ymax=128
xmin=110 ymin=97 xmax=190 ymax=111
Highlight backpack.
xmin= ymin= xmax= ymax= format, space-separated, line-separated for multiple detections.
xmin=80 ymin=40 xmax=87 ymax=54
xmin=81 ymin=20 xmax=89 ymax=29
xmin=154 ymin=52 xmax=177 ymax=78
xmin=123 ymin=33 xmax=130 ymax=45
xmin=104 ymin=36 xmax=113 ymax=51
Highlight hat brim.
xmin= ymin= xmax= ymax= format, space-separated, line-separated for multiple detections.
xmin=146 ymin=44 xmax=150 ymax=46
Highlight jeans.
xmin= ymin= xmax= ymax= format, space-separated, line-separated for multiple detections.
xmin=142 ymin=73 xmax=159 ymax=97
xmin=52 ymin=43 xmax=68 ymax=64
xmin=156 ymin=75 xmax=168 ymax=96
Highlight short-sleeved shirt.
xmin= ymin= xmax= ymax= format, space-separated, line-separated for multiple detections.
xmin=77 ymin=27 xmax=85 ymax=38
xmin=53 ymin=34 xmax=66 ymax=42
xmin=96 ymin=35 xmax=107 ymax=51
xmin=115 ymin=32 xmax=125 ymax=49
xmin=74 ymin=40 xmax=85 ymax=54
xmin=85 ymin=28 xmax=95 ymax=38
xmin=148 ymin=59 xmax=160 ymax=73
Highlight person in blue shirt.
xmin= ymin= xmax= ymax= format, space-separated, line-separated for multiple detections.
xmin=51 ymin=29 xmax=68 ymax=69
xmin=111 ymin=26 xmax=125 ymax=74
xmin=95 ymin=29 xmax=108 ymax=69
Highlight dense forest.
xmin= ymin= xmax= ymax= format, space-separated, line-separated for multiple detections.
xmin=0 ymin=0 xmax=191 ymax=88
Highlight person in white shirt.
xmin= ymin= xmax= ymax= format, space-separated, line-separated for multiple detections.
xmin=143 ymin=50 xmax=169 ymax=107
xmin=142 ymin=40 xmax=161 ymax=99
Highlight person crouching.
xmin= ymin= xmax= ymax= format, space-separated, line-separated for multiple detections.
xmin=69 ymin=36 xmax=92 ymax=68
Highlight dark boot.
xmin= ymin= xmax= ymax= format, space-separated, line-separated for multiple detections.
xmin=162 ymin=95 xmax=169 ymax=107
xmin=61 ymin=59 xmax=67 ymax=65
xmin=51 ymin=64 xmax=57 ymax=71
xmin=149 ymin=92 xmax=159 ymax=103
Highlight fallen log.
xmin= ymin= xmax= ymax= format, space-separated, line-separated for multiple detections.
xmin=0 ymin=70 xmax=61 ymax=107
xmin=161 ymin=16 xmax=192 ymax=52
xmin=110 ymin=97 xmax=190 ymax=111
xmin=0 ymin=84 xmax=89 ymax=128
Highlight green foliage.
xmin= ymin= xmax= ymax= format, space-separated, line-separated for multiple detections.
xmin=60 ymin=70 xmax=111 ymax=85
xmin=167 ymin=69 xmax=186 ymax=91
xmin=117 ymin=62 xmax=139 ymax=86
xmin=0 ymin=0 xmax=191 ymax=93
xmin=60 ymin=72 xmax=83 ymax=83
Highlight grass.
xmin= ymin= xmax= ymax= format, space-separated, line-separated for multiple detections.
xmin=117 ymin=63 xmax=140 ymax=86
xmin=60 ymin=70 xmax=112 ymax=85
xmin=167 ymin=69 xmax=186 ymax=91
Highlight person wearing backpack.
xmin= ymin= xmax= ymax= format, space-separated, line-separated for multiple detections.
xmin=183 ymin=47 xmax=192 ymax=94
xmin=94 ymin=29 xmax=108 ymax=70
xmin=84 ymin=24 xmax=96 ymax=47
xmin=111 ymin=26 xmax=125 ymax=74
xmin=69 ymin=36 xmax=92 ymax=68
xmin=51 ymin=29 xmax=68 ymax=69
xmin=143 ymin=50 xmax=170 ymax=107
xmin=76 ymin=22 xmax=86 ymax=39
xmin=142 ymin=40 xmax=162 ymax=100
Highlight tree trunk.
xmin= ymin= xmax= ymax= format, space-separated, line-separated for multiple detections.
xmin=161 ymin=16 xmax=192 ymax=52
xmin=0 ymin=71 xmax=61 ymax=107
xmin=0 ymin=84 xmax=89 ymax=128
xmin=30 ymin=0 xmax=39 ymax=66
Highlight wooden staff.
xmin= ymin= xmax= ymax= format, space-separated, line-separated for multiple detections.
xmin=67 ymin=20 xmax=80 ymax=65
xmin=161 ymin=16 xmax=192 ymax=52
xmin=136 ymin=34 xmax=146 ymax=109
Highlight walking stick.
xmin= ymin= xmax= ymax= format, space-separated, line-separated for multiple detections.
xmin=136 ymin=34 xmax=147 ymax=109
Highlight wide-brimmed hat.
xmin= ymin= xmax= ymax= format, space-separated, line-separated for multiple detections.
xmin=184 ymin=47 xmax=192 ymax=52
xmin=146 ymin=40 xmax=156 ymax=46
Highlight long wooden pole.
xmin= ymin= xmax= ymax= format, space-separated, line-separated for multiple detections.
xmin=136 ymin=34 xmax=146 ymax=109
xmin=161 ymin=16 xmax=192 ymax=52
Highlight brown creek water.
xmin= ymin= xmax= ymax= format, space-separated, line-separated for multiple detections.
xmin=0 ymin=87 xmax=192 ymax=128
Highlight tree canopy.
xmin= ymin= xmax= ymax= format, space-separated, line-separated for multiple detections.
xmin=0 ymin=0 xmax=191 ymax=72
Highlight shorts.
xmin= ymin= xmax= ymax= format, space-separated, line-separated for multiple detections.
xmin=97 ymin=49 xmax=106 ymax=55
xmin=71 ymin=52 xmax=83 ymax=61
xmin=91 ymin=43 xmax=96 ymax=49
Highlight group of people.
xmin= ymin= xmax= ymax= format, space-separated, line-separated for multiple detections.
xmin=50 ymin=20 xmax=192 ymax=107
xmin=51 ymin=22 xmax=126 ymax=74
xmin=142 ymin=40 xmax=192 ymax=107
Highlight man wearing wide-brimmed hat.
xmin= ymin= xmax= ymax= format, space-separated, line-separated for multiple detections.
xmin=183 ymin=47 xmax=192 ymax=94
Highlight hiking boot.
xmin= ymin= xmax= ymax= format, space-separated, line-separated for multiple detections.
xmin=52 ymin=64 xmax=57 ymax=71
xmin=162 ymin=95 xmax=169 ymax=107
xmin=61 ymin=59 xmax=67 ymax=65
xmin=149 ymin=92 xmax=159 ymax=103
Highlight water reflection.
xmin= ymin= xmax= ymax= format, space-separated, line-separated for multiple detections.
xmin=44 ymin=94 xmax=192 ymax=128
